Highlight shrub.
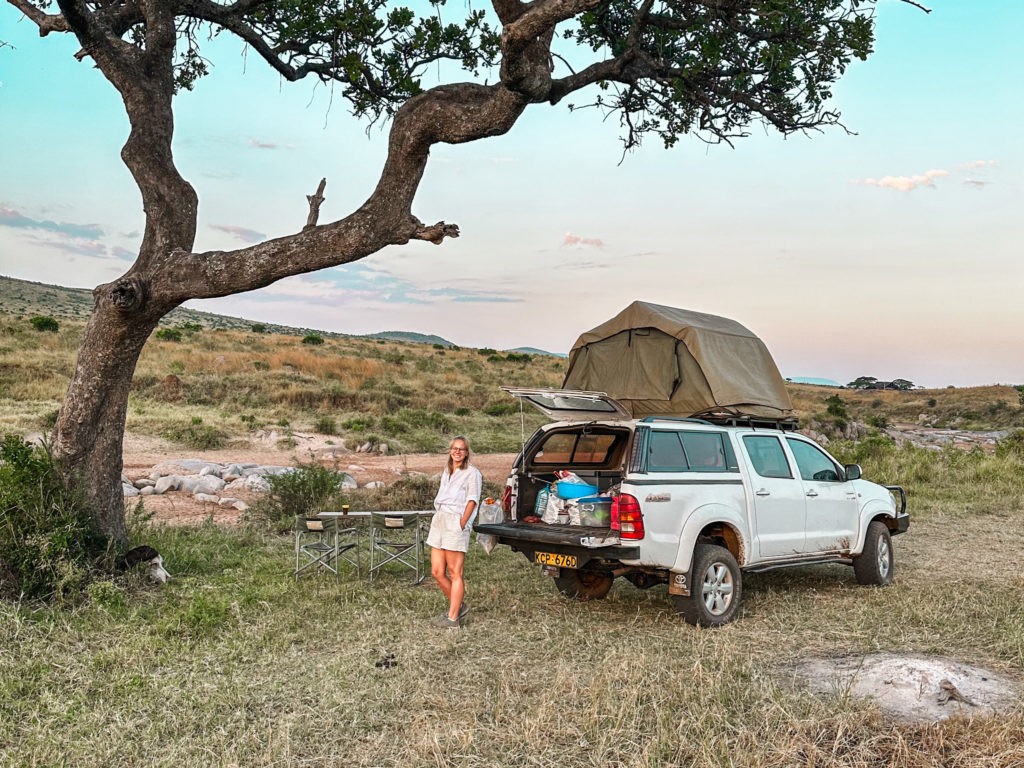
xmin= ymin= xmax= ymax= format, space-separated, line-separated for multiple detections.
xmin=343 ymin=416 xmax=374 ymax=432
xmin=155 ymin=328 xmax=183 ymax=342
xmin=0 ymin=434 xmax=106 ymax=602
xmin=164 ymin=418 xmax=225 ymax=449
xmin=250 ymin=323 xmax=268 ymax=333
xmin=179 ymin=322 xmax=202 ymax=333
xmin=505 ymin=352 xmax=532 ymax=364
xmin=302 ymin=333 xmax=324 ymax=345
xmin=243 ymin=463 xmax=348 ymax=533
xmin=484 ymin=402 xmax=517 ymax=417
xmin=995 ymin=430 xmax=1024 ymax=459
xmin=478 ymin=348 xmax=497 ymax=356
xmin=314 ymin=415 xmax=337 ymax=435
xmin=30 ymin=315 xmax=59 ymax=332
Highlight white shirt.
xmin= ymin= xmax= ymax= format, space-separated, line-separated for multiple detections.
xmin=434 ymin=465 xmax=483 ymax=520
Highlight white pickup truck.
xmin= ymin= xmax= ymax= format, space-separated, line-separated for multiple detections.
xmin=475 ymin=388 xmax=909 ymax=626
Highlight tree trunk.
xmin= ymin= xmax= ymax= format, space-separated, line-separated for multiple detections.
xmin=52 ymin=278 xmax=166 ymax=546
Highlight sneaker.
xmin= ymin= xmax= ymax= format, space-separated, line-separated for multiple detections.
xmin=431 ymin=614 xmax=461 ymax=629
xmin=457 ymin=602 xmax=469 ymax=620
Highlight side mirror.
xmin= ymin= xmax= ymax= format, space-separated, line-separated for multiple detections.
xmin=844 ymin=464 xmax=862 ymax=481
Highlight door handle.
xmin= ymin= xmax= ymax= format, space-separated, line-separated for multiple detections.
xmin=755 ymin=489 xmax=771 ymax=497
xmin=805 ymin=490 xmax=818 ymax=498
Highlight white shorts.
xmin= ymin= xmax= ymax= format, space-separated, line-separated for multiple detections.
xmin=426 ymin=510 xmax=472 ymax=553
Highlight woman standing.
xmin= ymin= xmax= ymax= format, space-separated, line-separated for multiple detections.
xmin=427 ymin=436 xmax=482 ymax=628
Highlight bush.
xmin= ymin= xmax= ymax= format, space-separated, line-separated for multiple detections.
xmin=250 ymin=323 xmax=268 ymax=333
xmin=155 ymin=328 xmax=183 ymax=342
xmin=164 ymin=418 xmax=225 ymax=449
xmin=314 ymin=415 xmax=337 ymax=435
xmin=243 ymin=463 xmax=349 ymax=533
xmin=0 ymin=434 xmax=106 ymax=602
xmin=302 ymin=333 xmax=324 ymax=345
xmin=484 ymin=402 xmax=517 ymax=417
xmin=29 ymin=315 xmax=59 ymax=332
xmin=995 ymin=429 xmax=1024 ymax=459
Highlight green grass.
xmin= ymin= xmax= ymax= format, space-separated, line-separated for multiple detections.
xmin=2 ymin=446 xmax=1024 ymax=766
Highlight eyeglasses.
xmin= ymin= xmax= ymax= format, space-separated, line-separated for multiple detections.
xmin=450 ymin=447 xmax=468 ymax=453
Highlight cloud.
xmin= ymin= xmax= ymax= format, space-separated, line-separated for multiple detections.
xmin=963 ymin=179 xmax=991 ymax=189
xmin=959 ymin=160 xmax=996 ymax=170
xmin=0 ymin=205 xmax=104 ymax=239
xmin=562 ymin=232 xmax=604 ymax=248
xmin=248 ymin=139 xmax=291 ymax=150
xmin=209 ymin=224 xmax=267 ymax=243
xmin=851 ymin=170 xmax=949 ymax=192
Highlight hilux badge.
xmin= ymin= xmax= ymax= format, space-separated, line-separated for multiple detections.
xmin=645 ymin=492 xmax=671 ymax=502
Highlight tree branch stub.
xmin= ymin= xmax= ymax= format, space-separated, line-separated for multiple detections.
xmin=304 ymin=178 xmax=327 ymax=230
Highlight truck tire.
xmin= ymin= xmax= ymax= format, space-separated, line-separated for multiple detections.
xmin=672 ymin=542 xmax=742 ymax=627
xmin=554 ymin=567 xmax=614 ymax=601
xmin=853 ymin=520 xmax=894 ymax=586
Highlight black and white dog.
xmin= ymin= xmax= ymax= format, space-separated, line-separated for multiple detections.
xmin=118 ymin=545 xmax=172 ymax=583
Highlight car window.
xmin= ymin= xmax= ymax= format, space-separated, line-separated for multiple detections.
xmin=533 ymin=430 xmax=620 ymax=465
xmin=742 ymin=435 xmax=793 ymax=479
xmin=648 ymin=431 xmax=686 ymax=471
xmin=786 ymin=438 xmax=843 ymax=482
xmin=680 ymin=432 xmax=729 ymax=471
xmin=647 ymin=430 xmax=734 ymax=472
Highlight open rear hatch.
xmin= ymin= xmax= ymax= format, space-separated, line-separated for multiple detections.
xmin=500 ymin=387 xmax=632 ymax=422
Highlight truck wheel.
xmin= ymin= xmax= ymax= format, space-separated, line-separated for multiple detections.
xmin=672 ymin=542 xmax=742 ymax=627
xmin=853 ymin=520 xmax=894 ymax=586
xmin=554 ymin=568 xmax=614 ymax=601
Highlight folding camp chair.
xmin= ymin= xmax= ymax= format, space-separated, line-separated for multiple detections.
xmin=294 ymin=514 xmax=361 ymax=579
xmin=368 ymin=512 xmax=425 ymax=583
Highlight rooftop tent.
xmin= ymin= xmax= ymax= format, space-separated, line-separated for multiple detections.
xmin=562 ymin=301 xmax=795 ymax=420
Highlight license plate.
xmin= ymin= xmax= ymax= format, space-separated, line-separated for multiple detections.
xmin=534 ymin=551 xmax=577 ymax=568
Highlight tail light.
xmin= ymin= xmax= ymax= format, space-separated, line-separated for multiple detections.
xmin=502 ymin=484 xmax=512 ymax=517
xmin=611 ymin=493 xmax=644 ymax=539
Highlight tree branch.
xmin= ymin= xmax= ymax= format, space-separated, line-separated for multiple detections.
xmin=6 ymin=0 xmax=70 ymax=35
xmin=304 ymin=178 xmax=327 ymax=230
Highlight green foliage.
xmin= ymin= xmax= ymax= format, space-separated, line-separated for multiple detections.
xmin=29 ymin=315 xmax=59 ymax=332
xmin=179 ymin=322 xmax=203 ymax=333
xmin=867 ymin=414 xmax=890 ymax=430
xmin=250 ymin=323 xmax=268 ymax=333
xmin=301 ymin=333 xmax=324 ymax=345
xmin=484 ymin=402 xmax=517 ymax=417
xmin=163 ymin=418 xmax=225 ymax=450
xmin=890 ymin=378 xmax=915 ymax=391
xmin=504 ymin=352 xmax=532 ymax=364
xmin=1015 ymin=386 xmax=1024 ymax=408
xmin=342 ymin=416 xmax=374 ymax=432
xmin=848 ymin=376 xmax=877 ymax=389
xmin=244 ymin=463 xmax=348 ymax=533
xmin=155 ymin=328 xmax=183 ymax=342
xmin=995 ymin=430 xmax=1024 ymax=459
xmin=0 ymin=434 xmax=106 ymax=602
xmin=478 ymin=348 xmax=497 ymax=356
xmin=825 ymin=394 xmax=848 ymax=419
xmin=314 ymin=415 xmax=337 ymax=435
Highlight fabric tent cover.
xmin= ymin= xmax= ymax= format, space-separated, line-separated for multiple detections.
xmin=562 ymin=301 xmax=794 ymax=420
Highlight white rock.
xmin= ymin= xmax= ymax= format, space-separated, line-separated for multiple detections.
xmin=340 ymin=473 xmax=358 ymax=490
xmin=154 ymin=475 xmax=182 ymax=494
xmin=122 ymin=483 xmax=140 ymax=497
xmin=140 ymin=486 xmax=155 ymax=496
xmin=364 ymin=480 xmax=386 ymax=489
xmin=230 ymin=500 xmax=248 ymax=511
xmin=134 ymin=478 xmax=156 ymax=488
xmin=348 ymin=465 xmax=365 ymax=472
xmin=194 ymin=493 xmax=220 ymax=503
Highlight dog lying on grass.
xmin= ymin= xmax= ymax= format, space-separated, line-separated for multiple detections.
xmin=117 ymin=545 xmax=171 ymax=583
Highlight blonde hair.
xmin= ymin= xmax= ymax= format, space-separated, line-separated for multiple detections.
xmin=446 ymin=436 xmax=471 ymax=474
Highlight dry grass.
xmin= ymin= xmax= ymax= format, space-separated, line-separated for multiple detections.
xmin=1 ymin=482 xmax=1022 ymax=767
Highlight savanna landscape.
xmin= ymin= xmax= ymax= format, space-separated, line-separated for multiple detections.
xmin=2 ymin=280 xmax=1024 ymax=767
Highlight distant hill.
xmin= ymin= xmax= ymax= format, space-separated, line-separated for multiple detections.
xmin=0 ymin=275 xmax=540 ymax=352
xmin=366 ymin=330 xmax=455 ymax=346
xmin=511 ymin=346 xmax=566 ymax=358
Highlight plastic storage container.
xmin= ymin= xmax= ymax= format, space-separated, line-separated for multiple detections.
xmin=577 ymin=496 xmax=612 ymax=526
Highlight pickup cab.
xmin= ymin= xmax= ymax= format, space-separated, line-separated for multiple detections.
xmin=475 ymin=388 xmax=909 ymax=626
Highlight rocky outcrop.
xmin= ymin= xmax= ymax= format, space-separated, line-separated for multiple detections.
xmin=121 ymin=459 xmax=358 ymax=507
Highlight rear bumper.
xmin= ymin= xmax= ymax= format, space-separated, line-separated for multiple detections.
xmin=475 ymin=522 xmax=640 ymax=569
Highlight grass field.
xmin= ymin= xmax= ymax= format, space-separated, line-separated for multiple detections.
xmin=1 ymin=445 xmax=1023 ymax=767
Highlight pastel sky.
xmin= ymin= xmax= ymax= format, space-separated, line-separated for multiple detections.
xmin=1 ymin=1 xmax=1021 ymax=388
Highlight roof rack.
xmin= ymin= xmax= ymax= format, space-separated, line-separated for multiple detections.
xmin=638 ymin=416 xmax=714 ymax=425
xmin=640 ymin=413 xmax=800 ymax=431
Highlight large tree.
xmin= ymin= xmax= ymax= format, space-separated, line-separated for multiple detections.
xmin=7 ymin=0 xmax=922 ymax=546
